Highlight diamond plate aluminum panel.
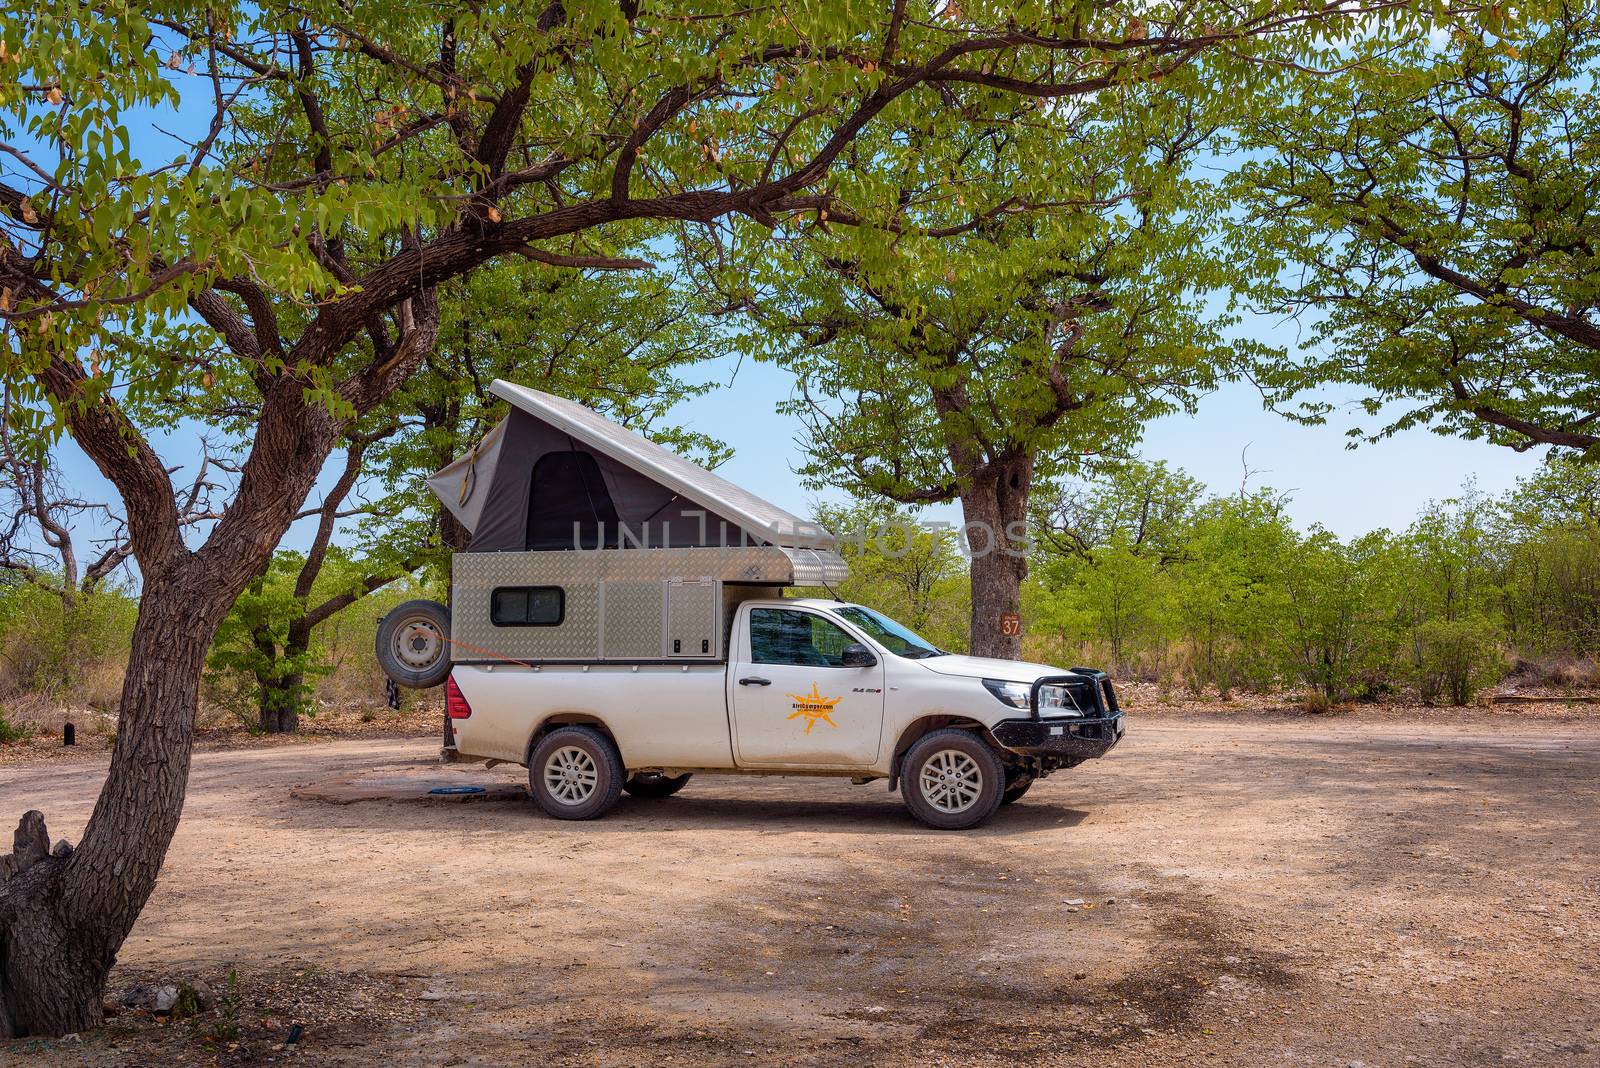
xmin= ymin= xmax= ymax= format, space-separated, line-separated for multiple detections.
xmin=603 ymin=582 xmax=664 ymax=659
xmin=451 ymin=585 xmax=599 ymax=662
xmin=666 ymin=579 xmax=718 ymax=658
xmin=455 ymin=546 xmax=824 ymax=585
xmin=450 ymin=548 xmax=846 ymax=662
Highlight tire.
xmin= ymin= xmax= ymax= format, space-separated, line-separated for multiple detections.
xmin=375 ymin=599 xmax=452 ymax=689
xmin=624 ymin=772 xmax=692 ymax=798
xmin=1001 ymin=772 xmax=1035 ymax=806
xmin=900 ymin=728 xmax=1005 ymax=830
xmin=529 ymin=726 xmax=625 ymax=821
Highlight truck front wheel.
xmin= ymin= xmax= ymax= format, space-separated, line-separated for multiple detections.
xmin=900 ymin=729 xmax=1005 ymax=830
xmin=529 ymin=726 xmax=625 ymax=820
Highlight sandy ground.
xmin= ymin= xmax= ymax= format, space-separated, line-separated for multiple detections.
xmin=2 ymin=715 xmax=1598 ymax=1067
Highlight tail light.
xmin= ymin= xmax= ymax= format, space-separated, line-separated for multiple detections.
xmin=446 ymin=676 xmax=472 ymax=719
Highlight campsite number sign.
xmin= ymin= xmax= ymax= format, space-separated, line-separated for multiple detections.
xmin=1000 ymin=612 xmax=1021 ymax=637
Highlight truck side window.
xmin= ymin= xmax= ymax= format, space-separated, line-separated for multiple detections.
xmin=491 ymin=586 xmax=564 ymax=626
xmin=749 ymin=608 xmax=854 ymax=668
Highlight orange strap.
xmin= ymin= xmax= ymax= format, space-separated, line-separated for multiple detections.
xmin=437 ymin=631 xmax=538 ymax=670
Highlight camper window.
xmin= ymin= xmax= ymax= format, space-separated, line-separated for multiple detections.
xmin=491 ymin=586 xmax=565 ymax=627
xmin=526 ymin=451 xmax=620 ymax=550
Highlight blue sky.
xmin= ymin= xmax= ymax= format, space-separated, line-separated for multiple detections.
xmin=668 ymin=344 xmax=1545 ymax=541
xmin=48 ymin=308 xmax=1545 ymax=568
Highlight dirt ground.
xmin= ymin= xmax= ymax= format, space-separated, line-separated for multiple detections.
xmin=2 ymin=710 xmax=1597 ymax=1067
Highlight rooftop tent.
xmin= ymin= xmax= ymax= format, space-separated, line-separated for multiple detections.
xmin=428 ymin=380 xmax=838 ymax=557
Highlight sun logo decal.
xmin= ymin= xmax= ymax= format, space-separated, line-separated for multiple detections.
xmin=786 ymin=682 xmax=843 ymax=734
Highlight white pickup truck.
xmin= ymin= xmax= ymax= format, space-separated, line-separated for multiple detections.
xmin=444 ymin=596 xmax=1124 ymax=829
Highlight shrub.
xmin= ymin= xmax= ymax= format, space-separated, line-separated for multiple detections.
xmin=1298 ymin=690 xmax=1333 ymax=714
xmin=1410 ymin=616 xmax=1505 ymax=706
xmin=0 ymin=582 xmax=138 ymax=711
xmin=1509 ymin=654 xmax=1600 ymax=691
xmin=0 ymin=705 xmax=31 ymax=744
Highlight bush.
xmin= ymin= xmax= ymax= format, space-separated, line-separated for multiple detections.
xmin=1298 ymin=690 xmax=1333 ymax=714
xmin=0 ymin=581 xmax=138 ymax=712
xmin=0 ymin=705 xmax=31 ymax=744
xmin=1410 ymin=616 xmax=1504 ymax=706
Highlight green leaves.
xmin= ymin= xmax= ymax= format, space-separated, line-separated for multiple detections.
xmin=1230 ymin=6 xmax=1600 ymax=455
xmin=730 ymin=76 xmax=1243 ymax=507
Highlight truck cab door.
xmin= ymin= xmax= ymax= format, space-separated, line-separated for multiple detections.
xmin=730 ymin=606 xmax=885 ymax=766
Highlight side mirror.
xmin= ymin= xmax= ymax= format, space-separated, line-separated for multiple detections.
xmin=840 ymin=643 xmax=877 ymax=668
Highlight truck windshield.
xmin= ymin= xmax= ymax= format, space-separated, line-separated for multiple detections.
xmin=834 ymin=606 xmax=945 ymax=659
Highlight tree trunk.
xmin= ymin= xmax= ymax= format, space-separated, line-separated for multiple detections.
xmin=0 ymin=562 xmax=232 ymax=1036
xmin=259 ymin=672 xmax=303 ymax=734
xmin=254 ymin=617 xmax=309 ymax=734
xmin=256 ymin=689 xmax=299 ymax=734
xmin=961 ymin=456 xmax=1034 ymax=660
xmin=263 ymin=621 xmax=310 ymax=735
xmin=251 ymin=621 xmax=288 ymax=734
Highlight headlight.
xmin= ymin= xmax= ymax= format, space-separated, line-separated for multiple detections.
xmin=1036 ymin=681 xmax=1089 ymax=717
xmin=982 ymin=679 xmax=1032 ymax=709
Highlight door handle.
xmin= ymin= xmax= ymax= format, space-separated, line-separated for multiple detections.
xmin=738 ymin=676 xmax=772 ymax=686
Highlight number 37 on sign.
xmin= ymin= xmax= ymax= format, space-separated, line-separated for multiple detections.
xmin=1000 ymin=612 xmax=1021 ymax=637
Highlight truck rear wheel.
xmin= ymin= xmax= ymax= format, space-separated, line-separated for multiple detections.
xmin=624 ymin=772 xmax=692 ymax=798
xmin=900 ymin=729 xmax=1005 ymax=830
xmin=529 ymin=726 xmax=624 ymax=820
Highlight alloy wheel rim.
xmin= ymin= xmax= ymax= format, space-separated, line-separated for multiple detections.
xmin=919 ymin=750 xmax=982 ymax=814
xmin=544 ymin=746 xmax=599 ymax=805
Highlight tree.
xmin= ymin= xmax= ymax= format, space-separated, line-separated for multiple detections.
xmin=1277 ymin=528 xmax=1401 ymax=702
xmin=1232 ymin=4 xmax=1600 ymax=456
xmin=238 ymin=259 xmax=731 ymax=732
xmin=1167 ymin=490 xmax=1295 ymax=696
xmin=1029 ymin=459 xmax=1203 ymax=673
xmin=1032 ymin=534 xmax=1171 ymax=673
xmin=0 ymin=388 xmax=224 ymax=609
xmin=204 ymin=548 xmax=343 ymax=728
xmin=739 ymin=88 xmax=1247 ymax=657
xmin=1497 ymin=456 xmax=1600 ymax=653
xmin=0 ymin=0 xmax=1394 ymax=1035
xmin=1036 ymin=458 xmax=1205 ymax=566
xmin=812 ymin=499 xmax=968 ymax=649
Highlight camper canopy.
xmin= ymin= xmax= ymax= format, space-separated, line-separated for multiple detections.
xmin=428 ymin=380 xmax=839 ymax=561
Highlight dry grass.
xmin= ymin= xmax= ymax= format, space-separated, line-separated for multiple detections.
xmin=1507 ymin=653 xmax=1600 ymax=691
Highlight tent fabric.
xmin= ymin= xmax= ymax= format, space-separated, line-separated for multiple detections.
xmin=462 ymin=409 xmax=757 ymax=553
xmin=525 ymin=451 xmax=621 ymax=549
xmin=431 ymin=380 xmax=836 ymax=555
xmin=489 ymin=381 xmax=833 ymax=549
xmin=424 ymin=416 xmax=507 ymax=535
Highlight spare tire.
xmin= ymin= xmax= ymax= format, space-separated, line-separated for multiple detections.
xmin=376 ymin=599 xmax=452 ymax=688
